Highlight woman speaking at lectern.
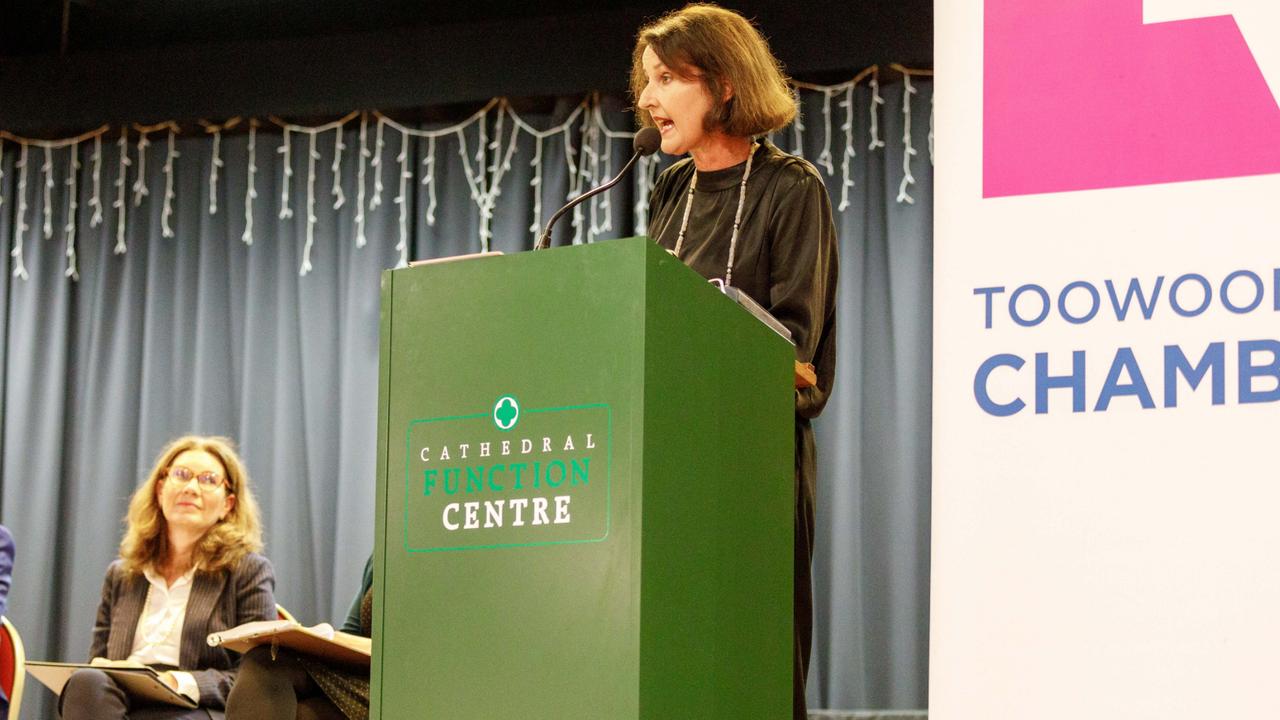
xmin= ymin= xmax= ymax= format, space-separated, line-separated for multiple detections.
xmin=632 ymin=5 xmax=838 ymax=718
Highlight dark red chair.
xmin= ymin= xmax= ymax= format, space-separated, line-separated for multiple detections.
xmin=0 ymin=617 xmax=25 ymax=719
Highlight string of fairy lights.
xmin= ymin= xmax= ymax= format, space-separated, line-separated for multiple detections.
xmin=0 ymin=66 xmax=932 ymax=281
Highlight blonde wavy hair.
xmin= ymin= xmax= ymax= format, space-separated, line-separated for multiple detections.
xmin=118 ymin=435 xmax=263 ymax=575
xmin=631 ymin=3 xmax=797 ymax=137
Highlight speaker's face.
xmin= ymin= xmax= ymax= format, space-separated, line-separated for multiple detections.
xmin=637 ymin=45 xmax=716 ymax=158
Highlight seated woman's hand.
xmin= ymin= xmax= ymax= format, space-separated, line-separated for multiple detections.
xmin=157 ymin=670 xmax=177 ymax=690
xmin=157 ymin=670 xmax=200 ymax=702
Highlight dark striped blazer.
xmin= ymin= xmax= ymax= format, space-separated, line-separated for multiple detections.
xmin=88 ymin=552 xmax=276 ymax=712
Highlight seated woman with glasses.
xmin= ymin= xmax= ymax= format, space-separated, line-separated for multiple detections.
xmin=60 ymin=435 xmax=276 ymax=720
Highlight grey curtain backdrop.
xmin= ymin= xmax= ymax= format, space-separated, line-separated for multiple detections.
xmin=0 ymin=83 xmax=931 ymax=719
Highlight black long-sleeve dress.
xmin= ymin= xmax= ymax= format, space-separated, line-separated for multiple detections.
xmin=647 ymin=139 xmax=838 ymax=720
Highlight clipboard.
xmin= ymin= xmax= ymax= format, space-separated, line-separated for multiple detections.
xmin=26 ymin=661 xmax=198 ymax=708
xmin=208 ymin=619 xmax=371 ymax=667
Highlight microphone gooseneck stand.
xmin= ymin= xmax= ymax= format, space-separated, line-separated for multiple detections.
xmin=535 ymin=126 xmax=662 ymax=250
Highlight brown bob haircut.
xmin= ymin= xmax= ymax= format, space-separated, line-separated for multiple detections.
xmin=118 ymin=435 xmax=263 ymax=575
xmin=631 ymin=3 xmax=797 ymax=137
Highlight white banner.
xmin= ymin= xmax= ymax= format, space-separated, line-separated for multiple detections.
xmin=933 ymin=1 xmax=1280 ymax=718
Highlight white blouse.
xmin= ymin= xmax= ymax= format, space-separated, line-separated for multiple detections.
xmin=126 ymin=567 xmax=199 ymax=701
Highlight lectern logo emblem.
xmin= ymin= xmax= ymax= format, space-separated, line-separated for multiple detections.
xmin=405 ymin=400 xmax=612 ymax=552
xmin=493 ymin=395 xmax=520 ymax=431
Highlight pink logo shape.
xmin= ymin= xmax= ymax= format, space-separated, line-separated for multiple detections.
xmin=984 ymin=0 xmax=1280 ymax=197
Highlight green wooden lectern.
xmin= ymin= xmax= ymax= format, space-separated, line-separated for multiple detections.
xmin=372 ymin=237 xmax=794 ymax=719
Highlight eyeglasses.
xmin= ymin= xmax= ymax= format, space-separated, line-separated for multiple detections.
xmin=165 ymin=466 xmax=228 ymax=491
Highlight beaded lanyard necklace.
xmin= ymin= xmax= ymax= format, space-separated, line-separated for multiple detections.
xmin=672 ymin=142 xmax=758 ymax=288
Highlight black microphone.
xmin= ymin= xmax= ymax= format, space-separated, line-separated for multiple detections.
xmin=535 ymin=126 xmax=662 ymax=250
